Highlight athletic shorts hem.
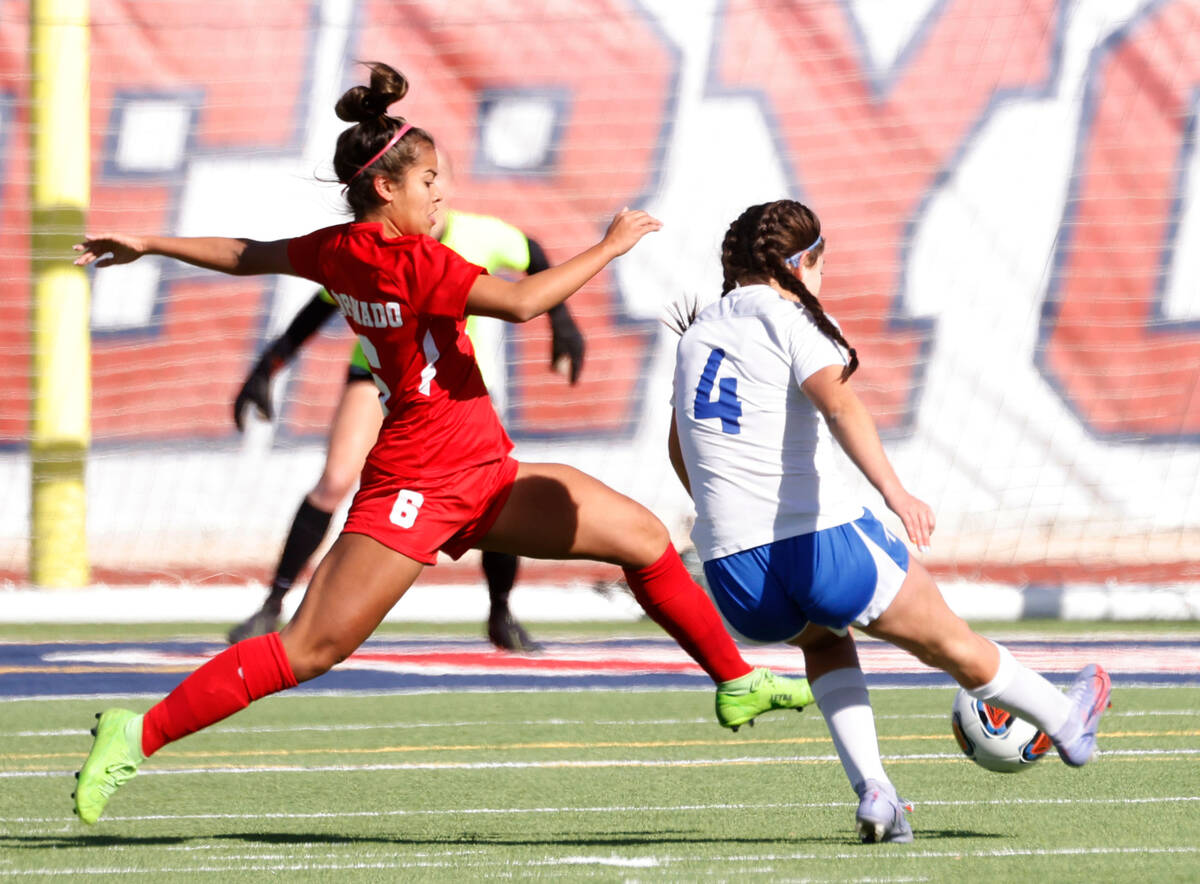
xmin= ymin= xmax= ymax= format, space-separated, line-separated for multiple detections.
xmin=845 ymin=521 xmax=907 ymax=628
xmin=338 ymin=529 xmax=438 ymax=566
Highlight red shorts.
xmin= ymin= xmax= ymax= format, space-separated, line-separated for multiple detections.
xmin=342 ymin=456 xmax=520 ymax=565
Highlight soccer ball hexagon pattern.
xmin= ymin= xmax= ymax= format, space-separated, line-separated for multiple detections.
xmin=950 ymin=688 xmax=1053 ymax=773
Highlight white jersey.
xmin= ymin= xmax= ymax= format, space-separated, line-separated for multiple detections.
xmin=673 ymin=284 xmax=863 ymax=561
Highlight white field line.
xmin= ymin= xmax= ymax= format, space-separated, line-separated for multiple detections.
xmin=707 ymin=847 xmax=1200 ymax=862
xmin=3 ymin=795 xmax=1198 ymax=826
xmin=5 ymin=747 xmax=1200 ymax=780
xmin=0 ymin=846 xmax=1197 ymax=877
xmin=4 ymin=707 xmax=1196 ymax=738
xmin=4 ymin=681 xmax=1196 ymax=704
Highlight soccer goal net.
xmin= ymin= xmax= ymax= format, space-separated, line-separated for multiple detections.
xmin=1 ymin=0 xmax=1197 ymax=594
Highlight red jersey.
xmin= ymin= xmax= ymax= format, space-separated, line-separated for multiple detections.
xmin=287 ymin=222 xmax=514 ymax=478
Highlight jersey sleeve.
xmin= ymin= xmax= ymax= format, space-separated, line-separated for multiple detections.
xmin=286 ymin=226 xmax=337 ymax=284
xmin=787 ymin=311 xmax=848 ymax=385
xmin=408 ymin=236 xmax=487 ymax=319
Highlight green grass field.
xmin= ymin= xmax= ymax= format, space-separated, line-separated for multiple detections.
xmin=2 ymin=622 xmax=1198 ymax=881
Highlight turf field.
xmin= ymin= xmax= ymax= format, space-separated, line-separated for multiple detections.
xmin=2 ymin=621 xmax=1198 ymax=881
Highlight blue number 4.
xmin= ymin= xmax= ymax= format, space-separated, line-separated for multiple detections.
xmin=694 ymin=348 xmax=742 ymax=434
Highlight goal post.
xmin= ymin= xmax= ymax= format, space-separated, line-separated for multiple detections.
xmin=29 ymin=0 xmax=90 ymax=587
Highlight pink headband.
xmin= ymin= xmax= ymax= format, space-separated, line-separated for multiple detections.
xmin=345 ymin=122 xmax=414 ymax=188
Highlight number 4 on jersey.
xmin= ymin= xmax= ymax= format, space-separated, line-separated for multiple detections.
xmin=694 ymin=348 xmax=742 ymax=434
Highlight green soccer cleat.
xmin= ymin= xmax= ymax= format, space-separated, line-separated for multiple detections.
xmin=73 ymin=709 xmax=145 ymax=824
xmin=715 ymin=667 xmax=815 ymax=731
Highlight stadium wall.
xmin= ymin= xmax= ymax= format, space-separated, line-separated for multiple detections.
xmin=1 ymin=0 xmax=1197 ymax=612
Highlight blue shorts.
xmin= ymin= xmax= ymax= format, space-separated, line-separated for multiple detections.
xmin=702 ymin=508 xmax=910 ymax=643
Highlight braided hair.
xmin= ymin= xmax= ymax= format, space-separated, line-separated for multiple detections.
xmin=719 ymin=200 xmax=858 ymax=380
xmin=332 ymin=61 xmax=435 ymax=218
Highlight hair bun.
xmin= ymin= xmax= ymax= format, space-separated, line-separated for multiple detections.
xmin=335 ymin=61 xmax=410 ymax=124
xmin=361 ymin=92 xmax=390 ymax=118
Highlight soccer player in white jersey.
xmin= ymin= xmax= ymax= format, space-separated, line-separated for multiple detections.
xmin=668 ymin=199 xmax=1113 ymax=844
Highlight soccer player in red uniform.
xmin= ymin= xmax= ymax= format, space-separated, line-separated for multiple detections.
xmin=69 ymin=62 xmax=814 ymax=824
xmin=226 ymin=201 xmax=583 ymax=653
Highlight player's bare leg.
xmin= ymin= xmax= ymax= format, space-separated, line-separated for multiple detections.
xmin=479 ymin=462 xmax=668 ymax=566
xmin=858 ymin=559 xmax=997 ymax=688
xmin=228 ymin=380 xmax=381 ymax=643
xmin=479 ymin=462 xmax=814 ymax=724
xmin=862 ymin=558 xmax=1109 ymax=766
xmin=280 ymin=533 xmax=423 ymax=682
xmin=76 ymin=534 xmax=421 ymax=823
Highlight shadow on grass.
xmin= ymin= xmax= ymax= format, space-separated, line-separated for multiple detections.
xmin=895 ymin=828 xmax=1006 ymax=841
xmin=215 ymin=830 xmax=830 ymax=848
xmin=213 ymin=830 xmax=1010 ymax=847
xmin=0 ymin=831 xmax=836 ymax=850
xmin=0 ymin=835 xmax=193 ymax=849
xmin=0 ymin=826 xmax=1005 ymax=851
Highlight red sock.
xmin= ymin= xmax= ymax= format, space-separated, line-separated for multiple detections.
xmin=141 ymin=632 xmax=297 ymax=757
xmin=623 ymin=545 xmax=751 ymax=684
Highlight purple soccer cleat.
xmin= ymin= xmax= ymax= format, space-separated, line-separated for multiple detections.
xmin=1054 ymin=663 xmax=1112 ymax=767
xmin=855 ymin=779 xmax=913 ymax=844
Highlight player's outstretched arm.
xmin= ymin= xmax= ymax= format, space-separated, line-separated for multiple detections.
xmin=74 ymin=234 xmax=294 ymax=277
xmin=466 ymin=208 xmax=660 ymax=323
xmin=801 ymin=365 xmax=934 ymax=550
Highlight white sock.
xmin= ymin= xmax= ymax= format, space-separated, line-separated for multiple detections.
xmin=967 ymin=642 xmax=1072 ymax=739
xmin=811 ymin=667 xmax=889 ymax=795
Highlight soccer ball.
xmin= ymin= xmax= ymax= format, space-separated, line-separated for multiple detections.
xmin=950 ymin=688 xmax=1052 ymax=773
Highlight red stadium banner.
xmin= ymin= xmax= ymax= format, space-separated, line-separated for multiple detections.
xmin=1041 ymin=1 xmax=1200 ymax=440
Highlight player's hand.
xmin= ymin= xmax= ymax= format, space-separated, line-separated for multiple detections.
xmin=550 ymin=312 xmax=585 ymax=385
xmin=883 ymin=488 xmax=935 ymax=553
xmin=232 ymin=354 xmax=278 ymax=431
xmin=602 ymin=208 xmax=662 ymax=257
xmin=73 ymin=234 xmax=149 ymax=268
